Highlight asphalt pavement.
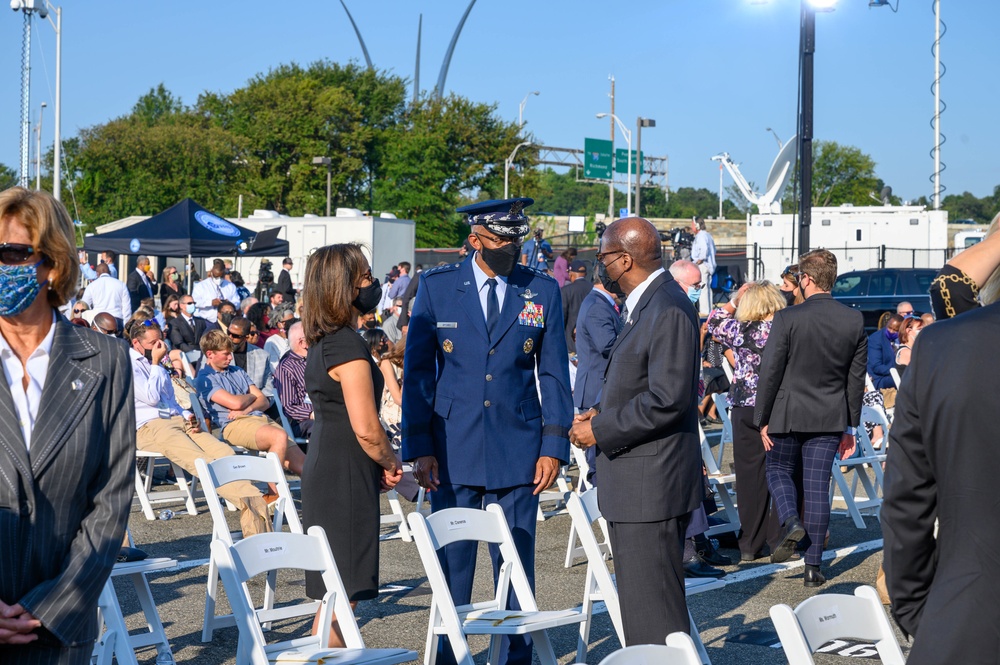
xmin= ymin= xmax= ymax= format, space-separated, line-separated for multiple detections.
xmin=121 ymin=428 xmax=905 ymax=664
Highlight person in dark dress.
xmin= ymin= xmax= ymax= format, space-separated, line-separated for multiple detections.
xmin=300 ymin=243 xmax=402 ymax=647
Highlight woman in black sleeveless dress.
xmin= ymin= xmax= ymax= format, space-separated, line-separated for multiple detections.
xmin=300 ymin=244 xmax=403 ymax=646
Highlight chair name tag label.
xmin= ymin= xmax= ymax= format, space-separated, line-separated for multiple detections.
xmin=447 ymin=518 xmax=468 ymax=530
xmin=262 ymin=545 xmax=285 ymax=557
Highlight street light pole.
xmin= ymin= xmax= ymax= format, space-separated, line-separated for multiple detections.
xmin=596 ymin=113 xmax=631 ymax=217
xmin=35 ymin=102 xmax=45 ymax=190
xmin=798 ymin=1 xmax=817 ymax=255
xmin=312 ymin=156 xmax=333 ymax=216
xmin=518 ymin=90 xmax=539 ymax=130
xmin=766 ymin=127 xmax=783 ymax=149
xmin=504 ymin=141 xmax=532 ymax=199
xmin=635 ymin=117 xmax=655 ymax=216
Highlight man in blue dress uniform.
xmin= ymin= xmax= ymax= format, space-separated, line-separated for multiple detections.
xmin=402 ymin=197 xmax=572 ymax=665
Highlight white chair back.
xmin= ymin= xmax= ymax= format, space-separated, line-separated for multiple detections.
xmin=769 ymin=585 xmax=905 ymax=665
xmin=196 ymin=452 xmax=310 ymax=643
xmin=211 ymin=527 xmax=415 ymax=665
xmin=595 ymin=633 xmax=702 ymax=665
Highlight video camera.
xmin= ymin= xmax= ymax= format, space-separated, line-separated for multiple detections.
xmin=660 ymin=227 xmax=695 ymax=261
xmin=255 ymin=259 xmax=275 ymax=300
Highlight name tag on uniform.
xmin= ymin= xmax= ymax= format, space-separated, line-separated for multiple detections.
xmin=437 ymin=322 xmax=458 ymax=329
xmin=519 ymin=301 xmax=545 ymax=328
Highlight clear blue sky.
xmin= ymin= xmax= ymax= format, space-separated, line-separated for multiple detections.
xmin=2 ymin=0 xmax=996 ymax=215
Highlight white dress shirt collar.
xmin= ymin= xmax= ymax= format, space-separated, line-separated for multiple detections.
xmin=623 ymin=268 xmax=665 ymax=324
xmin=0 ymin=311 xmax=57 ymax=450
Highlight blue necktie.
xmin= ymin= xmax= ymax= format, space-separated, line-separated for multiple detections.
xmin=486 ymin=278 xmax=499 ymax=339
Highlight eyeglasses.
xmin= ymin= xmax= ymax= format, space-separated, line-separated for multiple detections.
xmin=0 ymin=243 xmax=36 ymax=265
xmin=94 ymin=325 xmax=117 ymax=335
xmin=693 ymin=282 xmax=705 ymax=290
xmin=72 ymin=307 xmax=86 ymax=314
xmin=474 ymin=232 xmax=520 ymax=248
xmin=182 ymin=301 xmax=194 ymax=306
xmin=794 ymin=272 xmax=809 ymax=283
xmin=248 ymin=329 xmax=259 ymax=337
xmin=355 ymin=269 xmax=373 ymax=287
xmin=228 ymin=332 xmax=246 ymax=340
xmin=595 ymin=250 xmax=624 ymax=264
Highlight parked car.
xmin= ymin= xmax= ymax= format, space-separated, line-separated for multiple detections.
xmin=831 ymin=268 xmax=936 ymax=330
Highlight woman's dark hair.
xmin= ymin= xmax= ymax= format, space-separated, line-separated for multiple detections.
xmin=229 ymin=270 xmax=245 ymax=287
xmin=302 ymin=243 xmax=369 ymax=345
xmin=359 ymin=327 xmax=389 ymax=359
xmin=384 ymin=333 xmax=405 ymax=368
xmin=162 ymin=294 xmax=180 ymax=320
xmin=560 ymin=247 xmax=578 ymax=261
xmin=245 ymin=302 xmax=268 ymax=331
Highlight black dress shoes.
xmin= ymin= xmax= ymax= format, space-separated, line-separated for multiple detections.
xmin=695 ymin=535 xmax=733 ymax=566
xmin=770 ymin=516 xmax=806 ymax=564
xmin=683 ymin=559 xmax=726 ymax=579
xmin=804 ymin=564 xmax=826 ymax=588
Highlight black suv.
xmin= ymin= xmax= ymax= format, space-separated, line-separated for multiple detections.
xmin=831 ymin=268 xmax=936 ymax=330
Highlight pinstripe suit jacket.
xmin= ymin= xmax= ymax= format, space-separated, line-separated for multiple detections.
xmin=0 ymin=316 xmax=135 ymax=648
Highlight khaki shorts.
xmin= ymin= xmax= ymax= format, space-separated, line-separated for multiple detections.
xmin=220 ymin=414 xmax=281 ymax=450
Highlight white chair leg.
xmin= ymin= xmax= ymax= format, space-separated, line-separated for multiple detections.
xmin=201 ymin=555 xmax=220 ymax=642
xmin=98 ymin=580 xmax=140 ymax=665
xmin=690 ymin=610 xmax=712 ymax=665
xmin=135 ymin=468 xmax=156 ymax=521
xmin=529 ymin=628 xmax=560 ymax=665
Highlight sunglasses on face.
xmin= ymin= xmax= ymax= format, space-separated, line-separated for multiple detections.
xmin=94 ymin=325 xmax=117 ymax=335
xmin=73 ymin=307 xmax=86 ymax=314
xmin=228 ymin=332 xmax=246 ymax=341
xmin=0 ymin=243 xmax=37 ymax=265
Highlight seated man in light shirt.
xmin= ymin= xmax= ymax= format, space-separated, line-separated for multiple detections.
xmin=129 ymin=321 xmax=272 ymax=535
xmin=195 ymin=329 xmax=304 ymax=475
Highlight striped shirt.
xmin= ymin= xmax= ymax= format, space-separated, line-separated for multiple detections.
xmin=274 ymin=350 xmax=312 ymax=423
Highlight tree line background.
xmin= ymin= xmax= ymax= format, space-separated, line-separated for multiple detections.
xmin=8 ymin=60 xmax=999 ymax=248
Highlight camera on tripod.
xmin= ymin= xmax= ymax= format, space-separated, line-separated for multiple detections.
xmin=660 ymin=227 xmax=695 ymax=261
xmin=255 ymin=259 xmax=275 ymax=300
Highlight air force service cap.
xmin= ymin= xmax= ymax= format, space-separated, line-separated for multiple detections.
xmin=457 ymin=197 xmax=533 ymax=238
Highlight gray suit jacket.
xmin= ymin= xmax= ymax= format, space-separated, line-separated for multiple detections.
xmin=590 ymin=271 xmax=703 ymax=523
xmin=0 ymin=317 xmax=135 ymax=647
xmin=245 ymin=345 xmax=274 ymax=400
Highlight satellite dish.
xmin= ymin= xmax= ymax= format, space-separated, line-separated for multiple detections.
xmin=760 ymin=135 xmax=798 ymax=211
xmin=880 ymin=186 xmax=893 ymax=206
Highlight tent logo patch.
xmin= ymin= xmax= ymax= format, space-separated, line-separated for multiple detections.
xmin=130 ymin=238 xmax=141 ymax=252
xmin=194 ymin=210 xmax=240 ymax=238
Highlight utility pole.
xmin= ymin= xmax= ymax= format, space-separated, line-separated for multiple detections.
xmin=798 ymin=2 xmax=816 ymax=255
xmin=35 ymin=102 xmax=45 ymax=189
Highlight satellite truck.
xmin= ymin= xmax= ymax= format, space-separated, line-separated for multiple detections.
xmin=713 ymin=137 xmax=948 ymax=284
xmin=230 ymin=208 xmax=416 ymax=294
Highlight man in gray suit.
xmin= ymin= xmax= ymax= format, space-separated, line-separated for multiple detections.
xmin=569 ymin=217 xmax=703 ymax=645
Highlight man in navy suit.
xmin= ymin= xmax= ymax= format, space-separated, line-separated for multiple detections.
xmin=402 ymin=197 xmax=572 ymax=665
xmin=573 ymin=279 xmax=620 ymax=414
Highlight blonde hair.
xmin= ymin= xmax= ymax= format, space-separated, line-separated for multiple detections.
xmin=736 ymin=280 xmax=786 ymax=322
xmin=200 ymin=328 xmax=234 ymax=354
xmin=980 ymin=214 xmax=1000 ymax=306
xmin=0 ymin=187 xmax=79 ymax=307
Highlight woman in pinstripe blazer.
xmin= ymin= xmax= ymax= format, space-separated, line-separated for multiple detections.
xmin=0 ymin=188 xmax=135 ymax=665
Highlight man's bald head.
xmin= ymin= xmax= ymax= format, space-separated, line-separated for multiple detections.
xmin=603 ymin=217 xmax=662 ymax=270
xmin=669 ymin=259 xmax=701 ymax=291
xmin=95 ymin=262 xmax=110 ymax=276
xmin=93 ymin=312 xmax=118 ymax=334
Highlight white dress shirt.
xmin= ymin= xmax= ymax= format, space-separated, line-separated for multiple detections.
xmin=191 ymin=277 xmax=239 ymax=322
xmin=471 ymin=253 xmax=508 ymax=318
xmin=690 ymin=230 xmax=717 ymax=273
xmin=135 ymin=268 xmax=155 ymax=298
xmin=623 ymin=268 xmax=665 ymax=325
xmin=0 ymin=312 xmax=57 ymax=450
xmin=82 ymin=273 xmax=133 ymax=320
xmin=130 ymin=348 xmax=188 ymax=429
xmin=264 ymin=334 xmax=290 ymax=371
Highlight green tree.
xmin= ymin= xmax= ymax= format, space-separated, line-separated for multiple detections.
xmin=808 ymin=141 xmax=881 ymax=207
xmin=131 ymin=83 xmax=184 ymax=126
xmin=0 ymin=163 xmax=17 ymax=191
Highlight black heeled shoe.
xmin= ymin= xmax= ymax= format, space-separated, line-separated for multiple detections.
xmin=770 ymin=516 xmax=806 ymax=564
xmin=804 ymin=564 xmax=826 ymax=588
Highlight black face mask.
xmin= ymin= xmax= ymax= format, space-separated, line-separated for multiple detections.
xmin=143 ymin=348 xmax=155 ymax=364
xmin=478 ymin=243 xmax=520 ymax=277
xmin=352 ymin=278 xmax=382 ymax=314
xmin=220 ymin=311 xmax=235 ymax=326
xmin=596 ymin=260 xmax=626 ymax=298
xmin=783 ymin=289 xmax=796 ymax=307
xmin=234 ymin=340 xmax=247 ymax=353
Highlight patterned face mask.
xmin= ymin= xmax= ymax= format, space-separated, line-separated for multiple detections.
xmin=0 ymin=260 xmax=46 ymax=317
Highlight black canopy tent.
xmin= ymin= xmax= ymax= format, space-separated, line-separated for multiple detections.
xmin=82 ymin=198 xmax=289 ymax=291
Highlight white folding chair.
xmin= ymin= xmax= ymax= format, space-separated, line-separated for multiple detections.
xmin=565 ymin=483 xmax=612 ymax=569
xmin=769 ymin=585 xmax=905 ymax=665
xmin=710 ymin=393 xmax=733 ymax=470
xmin=133 ymin=450 xmax=199 ymax=521
xmin=95 ymin=557 xmax=178 ymax=665
xmin=211 ymin=527 xmax=416 ymax=665
xmin=180 ymin=352 xmax=197 ymax=380
xmin=537 ymin=465 xmax=573 ymax=521
xmin=889 ymin=367 xmax=902 ymax=389
xmin=272 ymin=391 xmax=308 ymax=447
xmin=196 ymin=452 xmax=314 ymax=643
xmin=829 ymin=409 xmax=887 ymax=529
xmin=566 ymin=489 xmax=721 ymax=665
xmin=591 ymin=633 xmax=703 ymax=665
xmin=699 ymin=424 xmax=740 ymax=538
xmin=571 ymin=445 xmax=594 ymax=494
xmin=407 ymin=504 xmax=588 ymax=665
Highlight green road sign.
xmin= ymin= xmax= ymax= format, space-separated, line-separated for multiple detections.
xmin=615 ymin=148 xmax=644 ymax=175
xmin=583 ymin=138 xmax=613 ymax=180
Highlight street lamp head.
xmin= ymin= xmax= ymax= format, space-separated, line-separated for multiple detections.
xmin=40 ymin=101 xmax=47 ymax=108
xmin=596 ymin=113 xmax=608 ymax=119
xmin=311 ymin=156 xmax=332 ymax=166
xmin=530 ymin=90 xmax=540 ymax=96
xmin=638 ymin=118 xmax=656 ymax=128
xmin=806 ymin=0 xmax=837 ymax=11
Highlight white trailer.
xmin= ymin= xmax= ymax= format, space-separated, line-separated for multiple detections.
xmin=229 ymin=209 xmax=416 ymax=293
xmin=747 ymin=205 xmax=949 ymax=283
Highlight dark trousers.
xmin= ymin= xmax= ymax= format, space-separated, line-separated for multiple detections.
xmin=607 ymin=513 xmax=691 ymax=646
xmin=430 ymin=483 xmax=539 ymax=665
xmin=730 ymin=406 xmax=780 ymax=557
xmin=766 ymin=431 xmax=840 ymax=566
xmin=0 ymin=642 xmax=93 ymax=665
